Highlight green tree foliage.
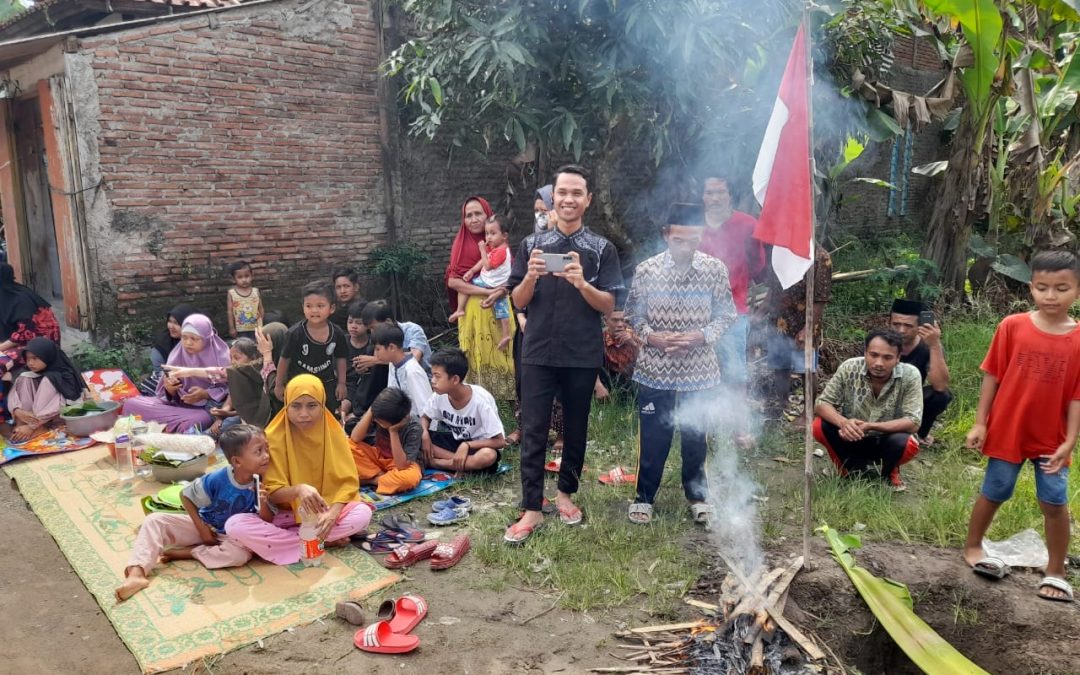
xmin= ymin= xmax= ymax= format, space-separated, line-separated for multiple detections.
xmin=384 ymin=0 xmax=797 ymax=243
xmin=826 ymin=0 xmax=1080 ymax=299
xmin=0 ymin=0 xmax=26 ymax=23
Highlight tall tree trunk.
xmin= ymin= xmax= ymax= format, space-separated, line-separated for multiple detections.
xmin=918 ymin=105 xmax=994 ymax=301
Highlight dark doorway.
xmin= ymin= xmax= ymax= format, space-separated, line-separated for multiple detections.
xmin=12 ymin=95 xmax=62 ymax=302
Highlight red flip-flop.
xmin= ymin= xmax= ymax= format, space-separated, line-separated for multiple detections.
xmin=382 ymin=541 xmax=438 ymax=570
xmin=387 ymin=594 xmax=428 ymax=634
xmin=544 ymin=457 xmax=562 ymax=473
xmin=599 ymin=466 xmax=637 ymax=486
xmin=430 ymin=534 xmax=471 ymax=570
xmin=354 ymin=620 xmax=419 ymax=654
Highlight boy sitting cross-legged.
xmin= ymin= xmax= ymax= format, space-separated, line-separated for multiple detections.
xmin=964 ymin=250 xmax=1080 ymax=602
xmin=349 ymin=388 xmax=424 ymax=495
xmin=421 ymin=348 xmax=506 ymax=476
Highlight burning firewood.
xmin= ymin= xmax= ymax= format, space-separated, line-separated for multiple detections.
xmin=607 ymin=556 xmax=837 ymax=673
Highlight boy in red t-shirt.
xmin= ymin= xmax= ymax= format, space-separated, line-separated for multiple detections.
xmin=964 ymin=250 xmax=1080 ymax=602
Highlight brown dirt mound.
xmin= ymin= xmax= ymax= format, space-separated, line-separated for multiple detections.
xmin=690 ymin=538 xmax=1080 ymax=675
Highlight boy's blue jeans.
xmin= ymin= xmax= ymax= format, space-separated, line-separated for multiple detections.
xmin=981 ymin=457 xmax=1069 ymax=506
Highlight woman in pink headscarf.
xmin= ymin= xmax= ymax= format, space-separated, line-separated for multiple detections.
xmin=122 ymin=314 xmax=231 ymax=432
xmin=444 ymin=196 xmax=517 ymax=402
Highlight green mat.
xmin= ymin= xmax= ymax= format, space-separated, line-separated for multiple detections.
xmin=5 ymin=446 xmax=399 ymax=673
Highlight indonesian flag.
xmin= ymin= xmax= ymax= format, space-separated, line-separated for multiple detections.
xmin=752 ymin=24 xmax=813 ymax=289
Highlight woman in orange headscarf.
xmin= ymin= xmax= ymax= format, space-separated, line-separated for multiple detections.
xmin=225 ymin=375 xmax=372 ymax=564
xmin=444 ymin=196 xmax=517 ymax=402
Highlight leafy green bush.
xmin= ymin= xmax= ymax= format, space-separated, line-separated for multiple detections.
xmin=70 ymin=344 xmax=150 ymax=378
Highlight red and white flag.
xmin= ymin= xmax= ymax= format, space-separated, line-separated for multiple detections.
xmin=752 ymin=23 xmax=813 ymax=289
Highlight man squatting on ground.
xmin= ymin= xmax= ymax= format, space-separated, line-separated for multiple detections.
xmin=504 ymin=164 xmax=624 ymax=545
xmin=813 ymin=329 xmax=923 ymax=490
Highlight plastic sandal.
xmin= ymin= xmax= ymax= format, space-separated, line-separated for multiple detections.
xmin=365 ymin=530 xmax=411 ymax=546
xmin=558 ymin=504 xmax=583 ymax=526
xmin=628 ymin=502 xmax=653 ymax=525
xmin=599 ymin=466 xmax=637 ymax=486
xmin=335 ymin=600 xmax=365 ymax=626
xmin=503 ymin=519 xmax=540 ymax=545
xmin=430 ymin=534 xmax=471 ymax=571
xmin=354 ymin=620 xmax=420 ymax=654
xmin=377 ymin=516 xmax=426 ymax=543
xmin=690 ymin=503 xmax=713 ymax=525
xmin=431 ymin=496 xmax=472 ymax=512
xmin=427 ymin=506 xmax=470 ymax=526
xmin=359 ymin=538 xmax=403 ymax=555
xmin=972 ymin=557 xmax=1010 ymax=580
xmin=387 ymin=594 xmax=428 ymax=634
xmin=382 ymin=540 xmax=439 ymax=570
xmin=1038 ymin=576 xmax=1075 ymax=602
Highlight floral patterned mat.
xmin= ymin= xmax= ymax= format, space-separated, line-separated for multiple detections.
xmin=4 ymin=446 xmax=399 ymax=673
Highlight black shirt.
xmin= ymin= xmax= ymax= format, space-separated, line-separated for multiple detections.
xmin=346 ymin=338 xmax=388 ymax=415
xmin=329 ymin=306 xmax=350 ymax=332
xmin=900 ymin=340 xmax=930 ymax=382
xmin=508 ymin=226 xmax=624 ymax=368
xmin=282 ymin=321 xmax=348 ymax=390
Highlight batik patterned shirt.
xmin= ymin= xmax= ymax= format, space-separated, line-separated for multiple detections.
xmin=817 ymin=357 xmax=923 ymax=435
xmin=626 ymin=251 xmax=737 ymax=391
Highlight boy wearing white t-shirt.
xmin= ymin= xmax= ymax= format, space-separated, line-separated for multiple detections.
xmin=448 ymin=216 xmax=514 ymax=351
xmin=421 ymin=348 xmax=507 ymax=475
xmin=373 ymin=323 xmax=432 ymax=418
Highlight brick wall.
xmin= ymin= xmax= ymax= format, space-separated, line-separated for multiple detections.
xmin=830 ymin=34 xmax=950 ymax=240
xmin=70 ymin=0 xmax=387 ymax=337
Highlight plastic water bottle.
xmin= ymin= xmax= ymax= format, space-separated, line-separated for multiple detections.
xmin=115 ymin=434 xmax=134 ymax=480
xmin=297 ymin=508 xmax=324 ymax=567
xmin=131 ymin=423 xmax=152 ymax=479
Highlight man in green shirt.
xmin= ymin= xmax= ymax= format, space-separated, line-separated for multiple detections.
xmin=813 ymin=329 xmax=923 ymax=491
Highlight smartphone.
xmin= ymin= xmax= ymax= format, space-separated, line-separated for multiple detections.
xmin=919 ymin=310 xmax=936 ymax=326
xmin=540 ymin=253 xmax=573 ymax=273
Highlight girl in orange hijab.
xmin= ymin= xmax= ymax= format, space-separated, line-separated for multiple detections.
xmin=225 ymin=375 xmax=372 ymax=565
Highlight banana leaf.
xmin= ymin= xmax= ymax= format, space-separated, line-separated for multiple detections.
xmin=820 ymin=525 xmax=990 ymax=675
xmin=61 ymin=400 xmax=104 ymax=417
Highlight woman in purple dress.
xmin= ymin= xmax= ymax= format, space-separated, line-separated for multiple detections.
xmin=122 ymin=314 xmax=230 ymax=432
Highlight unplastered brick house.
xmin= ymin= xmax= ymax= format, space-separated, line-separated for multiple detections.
xmin=0 ymin=0 xmax=393 ymax=337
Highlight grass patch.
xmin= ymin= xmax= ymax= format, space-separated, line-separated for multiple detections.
xmin=763 ymin=315 xmax=1080 ymax=586
xmin=443 ymin=312 xmax=1080 ymax=612
xmin=458 ymin=389 xmax=705 ymax=615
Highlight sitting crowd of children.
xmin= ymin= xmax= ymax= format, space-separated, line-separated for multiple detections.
xmin=14 ymin=242 xmax=1080 ymax=609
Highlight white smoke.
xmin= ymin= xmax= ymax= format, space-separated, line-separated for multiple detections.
xmin=675 ymin=389 xmax=765 ymax=579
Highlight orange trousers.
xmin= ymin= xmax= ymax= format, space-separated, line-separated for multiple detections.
xmin=350 ymin=439 xmax=422 ymax=495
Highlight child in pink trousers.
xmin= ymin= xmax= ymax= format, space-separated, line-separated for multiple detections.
xmin=115 ymin=424 xmax=272 ymax=601
xmin=226 ymin=374 xmax=372 ymax=565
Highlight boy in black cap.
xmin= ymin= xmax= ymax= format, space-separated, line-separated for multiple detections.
xmin=888 ymin=299 xmax=952 ymax=444
xmin=623 ymin=203 xmax=736 ymax=526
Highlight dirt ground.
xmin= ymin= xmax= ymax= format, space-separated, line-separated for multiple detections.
xmin=7 ymin=462 xmax=1080 ymax=675
xmin=0 ymin=475 xmax=628 ymax=675
xmin=688 ymin=536 xmax=1080 ymax=675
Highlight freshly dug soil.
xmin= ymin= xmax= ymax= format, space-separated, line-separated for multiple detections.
xmin=689 ymin=537 xmax=1080 ymax=675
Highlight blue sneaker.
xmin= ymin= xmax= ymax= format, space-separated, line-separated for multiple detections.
xmin=427 ymin=506 xmax=470 ymax=526
xmin=431 ymin=496 xmax=472 ymax=513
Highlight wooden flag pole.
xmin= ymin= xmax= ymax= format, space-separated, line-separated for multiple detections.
xmin=801 ymin=12 xmax=817 ymax=568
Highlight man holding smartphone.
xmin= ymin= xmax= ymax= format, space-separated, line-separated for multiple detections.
xmin=888 ymin=299 xmax=952 ymax=444
xmin=504 ymin=165 xmax=624 ymax=544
